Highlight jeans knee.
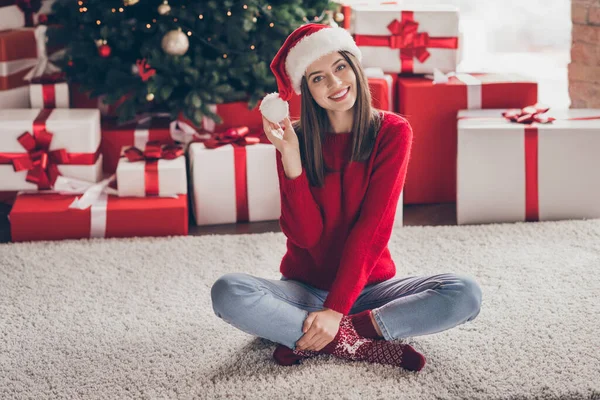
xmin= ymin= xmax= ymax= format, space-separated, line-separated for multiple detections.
xmin=455 ymin=274 xmax=482 ymax=320
xmin=211 ymin=273 xmax=254 ymax=319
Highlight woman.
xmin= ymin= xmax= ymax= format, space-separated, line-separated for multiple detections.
xmin=211 ymin=24 xmax=482 ymax=372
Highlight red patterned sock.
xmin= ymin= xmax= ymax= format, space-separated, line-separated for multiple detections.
xmin=273 ymin=344 xmax=320 ymax=366
xmin=349 ymin=309 xmax=384 ymax=339
xmin=321 ymin=316 xmax=426 ymax=371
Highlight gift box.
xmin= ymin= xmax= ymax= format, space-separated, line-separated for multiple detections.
xmin=9 ymin=192 xmax=188 ymax=242
xmin=365 ymin=67 xmax=395 ymax=111
xmin=100 ymin=116 xmax=178 ymax=174
xmin=0 ymin=86 xmax=30 ymax=108
xmin=29 ymin=73 xmax=69 ymax=108
xmin=457 ymin=107 xmax=600 ymax=225
xmin=188 ymin=140 xmax=281 ymax=226
xmin=181 ymin=95 xmax=303 ymax=135
xmin=397 ymin=73 xmax=538 ymax=204
xmin=0 ymin=25 xmax=61 ymax=90
xmin=116 ymin=143 xmax=187 ymax=198
xmin=348 ymin=4 xmax=459 ymax=74
xmin=0 ymin=29 xmax=38 ymax=91
xmin=0 ymin=0 xmax=56 ymax=31
xmin=0 ymin=108 xmax=103 ymax=190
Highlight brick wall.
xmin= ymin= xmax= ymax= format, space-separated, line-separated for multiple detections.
xmin=569 ymin=0 xmax=600 ymax=107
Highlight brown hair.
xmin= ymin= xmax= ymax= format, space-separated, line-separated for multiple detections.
xmin=292 ymin=50 xmax=382 ymax=188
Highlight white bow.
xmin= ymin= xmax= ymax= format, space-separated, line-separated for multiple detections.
xmin=53 ymin=175 xmax=118 ymax=210
xmin=23 ymin=25 xmax=65 ymax=81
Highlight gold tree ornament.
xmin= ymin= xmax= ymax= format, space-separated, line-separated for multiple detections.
xmin=334 ymin=12 xmax=344 ymax=22
xmin=123 ymin=0 xmax=139 ymax=6
xmin=158 ymin=0 xmax=171 ymax=15
xmin=161 ymin=28 xmax=189 ymax=55
xmin=146 ymin=93 xmax=155 ymax=101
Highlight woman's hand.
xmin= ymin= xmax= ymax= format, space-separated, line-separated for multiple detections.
xmin=262 ymin=116 xmax=300 ymax=155
xmin=295 ymin=308 xmax=343 ymax=351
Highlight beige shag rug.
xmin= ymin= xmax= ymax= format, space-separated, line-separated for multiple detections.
xmin=1 ymin=220 xmax=600 ymax=399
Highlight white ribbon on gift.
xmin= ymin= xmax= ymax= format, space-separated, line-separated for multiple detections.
xmin=201 ymin=104 xmax=218 ymax=133
xmin=169 ymin=119 xmax=212 ymax=145
xmin=23 ymin=25 xmax=65 ymax=81
xmin=53 ymin=175 xmax=118 ymax=238
xmin=1 ymin=26 xmax=65 ymax=80
xmin=426 ymin=68 xmax=482 ymax=109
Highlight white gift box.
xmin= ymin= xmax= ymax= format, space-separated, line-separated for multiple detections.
xmin=188 ymin=142 xmax=281 ymax=226
xmin=0 ymin=86 xmax=30 ymax=108
xmin=349 ymin=5 xmax=459 ymax=74
xmin=116 ymin=149 xmax=187 ymax=197
xmin=0 ymin=1 xmax=57 ymax=31
xmin=29 ymin=81 xmax=69 ymax=108
xmin=0 ymin=4 xmax=26 ymax=31
xmin=457 ymin=108 xmax=600 ymax=225
xmin=0 ymin=108 xmax=102 ymax=190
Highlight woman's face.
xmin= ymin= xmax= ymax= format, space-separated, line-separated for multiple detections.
xmin=304 ymin=52 xmax=357 ymax=112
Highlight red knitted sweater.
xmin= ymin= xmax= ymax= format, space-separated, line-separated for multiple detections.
xmin=276 ymin=111 xmax=413 ymax=315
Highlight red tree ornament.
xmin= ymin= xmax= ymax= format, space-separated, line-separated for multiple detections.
xmin=98 ymin=44 xmax=112 ymax=58
xmin=136 ymin=58 xmax=156 ymax=81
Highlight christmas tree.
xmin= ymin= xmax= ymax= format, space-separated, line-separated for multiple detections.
xmin=47 ymin=0 xmax=338 ymax=125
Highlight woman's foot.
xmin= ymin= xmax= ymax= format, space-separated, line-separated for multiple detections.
xmin=321 ymin=316 xmax=426 ymax=371
xmin=273 ymin=344 xmax=320 ymax=366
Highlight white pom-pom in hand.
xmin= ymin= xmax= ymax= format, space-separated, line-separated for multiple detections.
xmin=259 ymin=92 xmax=289 ymax=124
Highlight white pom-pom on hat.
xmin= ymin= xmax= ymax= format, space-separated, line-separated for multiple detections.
xmin=260 ymin=23 xmax=362 ymax=123
xmin=259 ymin=92 xmax=289 ymax=123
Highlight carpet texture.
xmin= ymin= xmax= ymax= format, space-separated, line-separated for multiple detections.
xmin=1 ymin=220 xmax=600 ymax=400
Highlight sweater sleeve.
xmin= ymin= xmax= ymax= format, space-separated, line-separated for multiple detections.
xmin=276 ymin=150 xmax=324 ymax=249
xmin=322 ymin=118 xmax=413 ymax=315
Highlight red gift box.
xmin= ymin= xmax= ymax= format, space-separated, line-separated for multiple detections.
xmin=0 ymin=29 xmax=37 ymax=91
xmin=10 ymin=192 xmax=188 ymax=242
xmin=101 ymin=116 xmax=176 ymax=174
xmin=179 ymin=95 xmax=303 ymax=134
xmin=397 ymin=73 xmax=538 ymax=204
xmin=70 ymin=83 xmax=127 ymax=116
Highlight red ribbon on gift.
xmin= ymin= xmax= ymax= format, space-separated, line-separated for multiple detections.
xmin=354 ymin=11 xmax=459 ymax=73
xmin=201 ymin=126 xmax=264 ymax=223
xmin=501 ymin=104 xmax=554 ymax=221
xmin=123 ymin=142 xmax=184 ymax=196
xmin=0 ymin=109 xmax=101 ymax=189
xmin=30 ymin=72 xmax=66 ymax=109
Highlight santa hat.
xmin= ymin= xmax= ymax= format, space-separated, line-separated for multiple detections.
xmin=259 ymin=23 xmax=362 ymax=123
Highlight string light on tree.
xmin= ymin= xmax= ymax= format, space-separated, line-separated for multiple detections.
xmin=158 ymin=0 xmax=171 ymax=15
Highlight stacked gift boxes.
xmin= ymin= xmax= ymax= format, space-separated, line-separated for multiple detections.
xmin=4 ymin=110 xmax=189 ymax=242
xmin=343 ymin=3 xmax=540 ymax=205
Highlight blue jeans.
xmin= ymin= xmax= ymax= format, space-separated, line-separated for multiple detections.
xmin=211 ymin=272 xmax=482 ymax=350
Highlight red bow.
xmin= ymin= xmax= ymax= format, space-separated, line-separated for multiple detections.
xmin=202 ymin=126 xmax=261 ymax=149
xmin=124 ymin=142 xmax=184 ymax=162
xmin=136 ymin=59 xmax=156 ymax=82
xmin=11 ymin=129 xmax=68 ymax=189
xmin=502 ymin=104 xmax=556 ymax=124
xmin=387 ymin=18 xmax=431 ymax=63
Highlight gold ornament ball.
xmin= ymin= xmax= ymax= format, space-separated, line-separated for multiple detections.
xmin=158 ymin=1 xmax=171 ymax=15
xmin=146 ymin=93 xmax=155 ymax=101
xmin=334 ymin=12 xmax=344 ymax=22
xmin=124 ymin=0 xmax=139 ymax=6
xmin=161 ymin=29 xmax=189 ymax=56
